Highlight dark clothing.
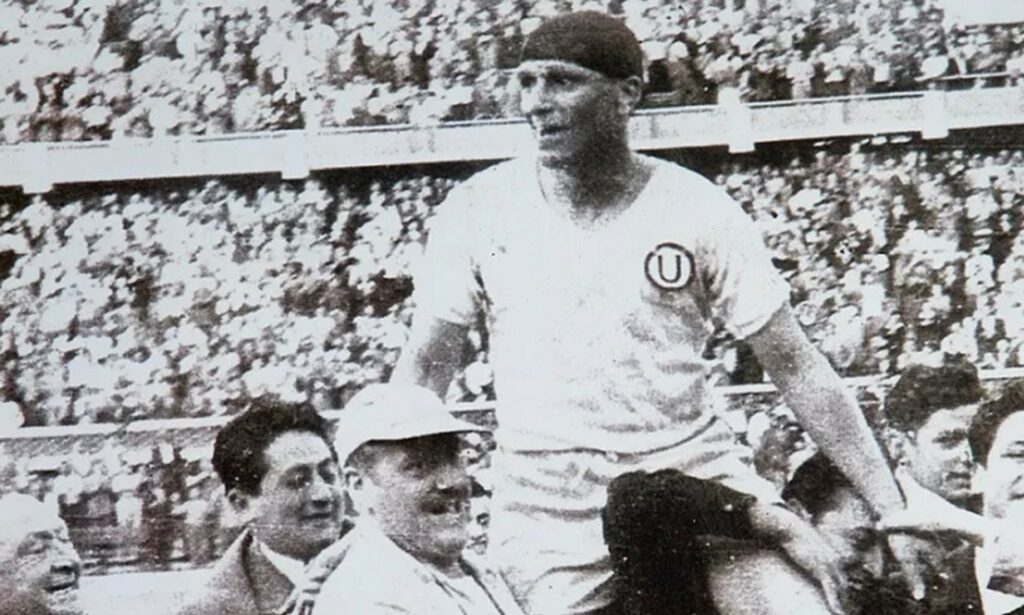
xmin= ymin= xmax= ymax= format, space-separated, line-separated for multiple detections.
xmin=926 ymin=544 xmax=1024 ymax=615
xmin=603 ymin=469 xmax=759 ymax=614
xmin=929 ymin=545 xmax=984 ymax=615
xmin=172 ymin=529 xmax=294 ymax=615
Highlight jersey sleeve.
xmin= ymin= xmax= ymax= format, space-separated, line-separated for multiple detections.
xmin=697 ymin=186 xmax=791 ymax=340
xmin=409 ymin=184 xmax=483 ymax=327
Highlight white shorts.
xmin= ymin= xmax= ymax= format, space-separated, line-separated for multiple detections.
xmin=489 ymin=416 xmax=778 ymax=615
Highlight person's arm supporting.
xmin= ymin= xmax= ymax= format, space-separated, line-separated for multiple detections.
xmin=390 ymin=316 xmax=470 ymax=397
xmin=745 ymin=304 xmax=932 ymax=598
xmin=603 ymin=470 xmax=846 ymax=614
xmin=746 ymin=304 xmax=904 ymax=517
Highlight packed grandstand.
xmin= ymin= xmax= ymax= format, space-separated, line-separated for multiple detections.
xmin=3 ymin=0 xmax=1024 ymax=142
xmin=3 ymin=0 xmax=1024 ymax=578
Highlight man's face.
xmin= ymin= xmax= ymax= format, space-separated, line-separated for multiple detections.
xmin=903 ymin=405 xmax=977 ymax=504
xmin=357 ymin=434 xmax=473 ymax=568
xmin=237 ymin=431 xmax=343 ymax=561
xmin=814 ymin=486 xmax=885 ymax=579
xmin=981 ymin=411 xmax=1024 ymax=520
xmin=0 ymin=504 xmax=83 ymax=615
xmin=515 ymin=60 xmax=630 ymax=165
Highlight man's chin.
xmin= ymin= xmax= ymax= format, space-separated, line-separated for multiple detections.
xmin=44 ymin=587 xmax=82 ymax=615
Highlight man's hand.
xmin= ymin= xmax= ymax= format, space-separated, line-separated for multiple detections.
xmin=277 ymin=534 xmax=354 ymax=615
xmin=878 ymin=474 xmax=986 ymax=544
xmin=748 ymin=502 xmax=848 ymax=615
xmin=777 ymin=522 xmax=848 ymax=614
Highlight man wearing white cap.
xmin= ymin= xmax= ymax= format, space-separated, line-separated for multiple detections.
xmin=0 ymin=492 xmax=84 ymax=615
xmin=312 ymin=384 xmax=524 ymax=615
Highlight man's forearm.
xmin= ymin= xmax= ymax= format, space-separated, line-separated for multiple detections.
xmin=748 ymin=307 xmax=905 ymax=516
xmin=773 ymin=349 xmax=904 ymax=515
xmin=390 ymin=317 xmax=468 ymax=398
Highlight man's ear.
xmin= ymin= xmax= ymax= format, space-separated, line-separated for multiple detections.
xmin=226 ymin=488 xmax=256 ymax=523
xmin=343 ymin=467 xmax=363 ymax=492
xmin=618 ymin=75 xmax=643 ymax=114
xmin=884 ymin=428 xmax=911 ymax=463
xmin=343 ymin=467 xmax=374 ymax=516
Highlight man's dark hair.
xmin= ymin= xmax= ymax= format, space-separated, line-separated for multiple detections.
xmin=212 ymin=399 xmax=335 ymax=495
xmin=969 ymin=380 xmax=1024 ymax=465
xmin=884 ymin=362 xmax=985 ymax=432
xmin=782 ymin=453 xmax=854 ymax=519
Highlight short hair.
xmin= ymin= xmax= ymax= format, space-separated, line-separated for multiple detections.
xmin=782 ymin=454 xmax=853 ymax=519
xmin=212 ymin=399 xmax=334 ymax=495
xmin=969 ymin=380 xmax=1024 ymax=465
xmin=884 ymin=362 xmax=985 ymax=432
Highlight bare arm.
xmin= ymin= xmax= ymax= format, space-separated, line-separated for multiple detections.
xmin=390 ymin=316 xmax=471 ymax=398
xmin=746 ymin=304 xmax=905 ymax=516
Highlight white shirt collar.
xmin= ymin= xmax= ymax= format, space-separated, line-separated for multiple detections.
xmin=976 ymin=542 xmax=1024 ymax=615
xmin=257 ymin=538 xmax=307 ymax=587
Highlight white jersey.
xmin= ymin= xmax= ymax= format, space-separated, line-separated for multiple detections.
xmin=414 ymin=154 xmax=790 ymax=454
xmin=413 ymin=154 xmax=790 ymax=612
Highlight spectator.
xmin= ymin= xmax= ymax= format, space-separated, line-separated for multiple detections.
xmin=173 ymin=400 xmax=345 ymax=615
xmin=313 ymin=384 xmax=523 ymax=615
xmin=0 ymin=492 xmax=84 ymax=615
xmin=884 ymin=361 xmax=985 ymax=510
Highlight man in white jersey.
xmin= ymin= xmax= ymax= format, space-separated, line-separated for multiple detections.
xmin=393 ymin=11 xmax=924 ymax=614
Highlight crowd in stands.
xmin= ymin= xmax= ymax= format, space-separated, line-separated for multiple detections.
xmin=716 ymin=141 xmax=1024 ymax=378
xmin=2 ymin=140 xmax=1024 ymax=429
xmin=4 ymin=136 xmax=1024 ymax=568
xmin=3 ymin=0 xmax=1024 ymax=143
xmin=0 ymin=439 xmax=224 ymax=570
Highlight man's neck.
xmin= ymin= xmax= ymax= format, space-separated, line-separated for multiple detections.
xmin=537 ymin=146 xmax=649 ymax=222
xmin=368 ymin=521 xmax=465 ymax=578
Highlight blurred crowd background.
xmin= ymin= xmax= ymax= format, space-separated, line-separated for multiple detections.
xmin=4 ymin=138 xmax=1024 ymax=430
xmin=4 ymin=133 xmax=1024 ymax=570
xmin=5 ymin=0 xmax=1024 ymax=578
xmin=3 ymin=0 xmax=1024 ymax=142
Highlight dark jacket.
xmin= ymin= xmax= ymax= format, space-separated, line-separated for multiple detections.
xmin=171 ymin=529 xmax=294 ymax=615
xmin=927 ymin=544 xmax=1024 ymax=615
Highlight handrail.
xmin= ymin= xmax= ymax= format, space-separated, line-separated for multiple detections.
xmin=5 ymin=367 xmax=1024 ymax=443
xmin=5 ymin=86 xmax=1024 ymax=193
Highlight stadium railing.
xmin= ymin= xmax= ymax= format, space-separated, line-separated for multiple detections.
xmin=4 ymin=86 xmax=1024 ymax=193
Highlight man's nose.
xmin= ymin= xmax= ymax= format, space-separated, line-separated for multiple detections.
xmin=956 ymin=441 xmax=973 ymax=465
xmin=435 ymin=463 xmax=472 ymax=496
xmin=520 ymin=81 xmax=552 ymax=118
xmin=308 ymin=473 xmax=340 ymax=506
xmin=53 ymin=541 xmax=82 ymax=576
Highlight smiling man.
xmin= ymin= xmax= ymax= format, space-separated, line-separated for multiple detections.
xmin=393 ymin=10 xmax=925 ymax=614
xmin=960 ymin=381 xmax=1024 ymax=614
xmin=0 ymin=492 xmax=83 ymax=615
xmin=312 ymin=384 xmax=523 ymax=615
xmin=174 ymin=400 xmax=344 ymax=615
xmin=885 ymin=362 xmax=985 ymax=509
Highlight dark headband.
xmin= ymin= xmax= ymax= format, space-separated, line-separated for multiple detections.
xmin=521 ymin=11 xmax=644 ymax=81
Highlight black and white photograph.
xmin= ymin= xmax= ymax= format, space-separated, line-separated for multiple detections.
xmin=2 ymin=0 xmax=1024 ymax=613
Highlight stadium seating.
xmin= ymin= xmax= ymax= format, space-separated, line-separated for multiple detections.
xmin=2 ymin=0 xmax=1023 ymax=143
